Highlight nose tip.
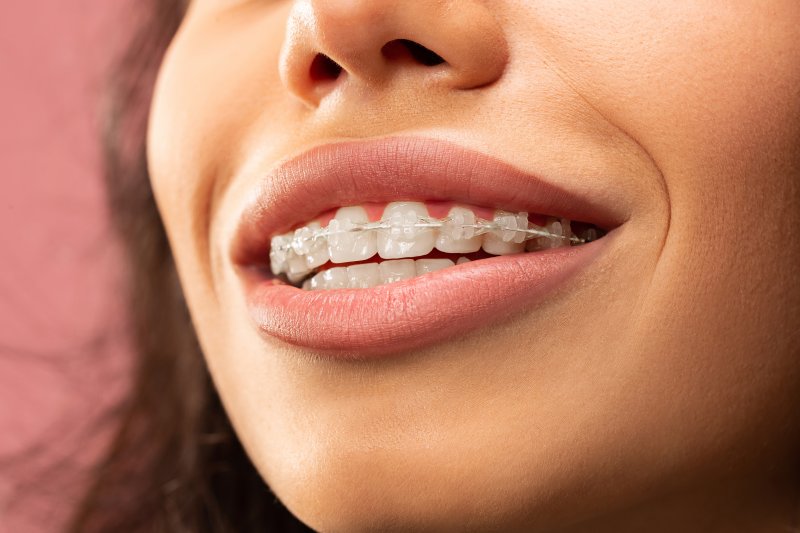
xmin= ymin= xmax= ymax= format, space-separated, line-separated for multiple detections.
xmin=280 ymin=0 xmax=509 ymax=107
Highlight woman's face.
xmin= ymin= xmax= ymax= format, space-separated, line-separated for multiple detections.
xmin=148 ymin=1 xmax=800 ymax=530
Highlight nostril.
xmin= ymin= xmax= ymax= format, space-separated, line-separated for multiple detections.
xmin=309 ymin=53 xmax=343 ymax=82
xmin=382 ymin=39 xmax=446 ymax=67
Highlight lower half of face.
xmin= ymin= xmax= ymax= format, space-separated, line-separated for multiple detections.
xmin=147 ymin=0 xmax=800 ymax=530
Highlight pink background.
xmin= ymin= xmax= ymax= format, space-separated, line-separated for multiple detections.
xmin=1 ymin=1 xmax=134 ymax=530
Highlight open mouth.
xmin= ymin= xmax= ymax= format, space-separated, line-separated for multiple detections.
xmin=269 ymin=201 xmax=606 ymax=290
xmin=231 ymin=136 xmax=623 ymax=356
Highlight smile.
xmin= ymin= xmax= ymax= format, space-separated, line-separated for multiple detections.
xmin=270 ymin=201 xmax=604 ymax=290
xmin=231 ymin=136 xmax=624 ymax=356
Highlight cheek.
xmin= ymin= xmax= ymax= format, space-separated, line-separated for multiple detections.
xmin=518 ymin=0 xmax=800 ymax=456
xmin=147 ymin=3 xmax=299 ymax=326
xmin=525 ymin=1 xmax=800 ymax=298
xmin=147 ymin=3 xmax=294 ymax=251
xmin=526 ymin=1 xmax=800 ymax=199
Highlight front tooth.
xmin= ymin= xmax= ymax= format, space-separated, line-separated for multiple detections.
xmin=328 ymin=206 xmax=377 ymax=264
xmin=347 ymin=264 xmax=380 ymax=288
xmin=379 ymin=259 xmax=416 ymax=284
xmin=435 ymin=206 xmax=482 ymax=253
xmin=416 ymin=258 xmax=455 ymax=275
xmin=482 ymin=211 xmax=525 ymax=255
xmin=377 ymin=202 xmax=436 ymax=259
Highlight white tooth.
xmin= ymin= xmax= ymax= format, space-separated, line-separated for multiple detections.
xmin=269 ymin=233 xmax=293 ymax=275
xmin=495 ymin=211 xmax=529 ymax=243
xmin=483 ymin=211 xmax=525 ymax=255
xmin=287 ymin=270 xmax=308 ymax=284
xmin=547 ymin=219 xmax=564 ymax=249
xmin=378 ymin=259 xmax=416 ymax=284
xmin=321 ymin=267 xmax=349 ymax=289
xmin=303 ymin=222 xmax=330 ymax=269
xmin=305 ymin=247 xmax=330 ymax=270
xmin=456 ymin=256 xmax=471 ymax=265
xmin=291 ymin=226 xmax=314 ymax=255
xmin=302 ymin=280 xmax=312 ymax=291
xmin=377 ymin=202 xmax=436 ymax=259
xmin=328 ymin=206 xmax=377 ymax=264
xmin=416 ymin=258 xmax=455 ymax=275
xmin=347 ymin=263 xmax=380 ymax=288
xmin=287 ymin=253 xmax=312 ymax=277
xmin=483 ymin=236 xmax=524 ymax=255
xmin=435 ymin=206 xmax=482 ymax=253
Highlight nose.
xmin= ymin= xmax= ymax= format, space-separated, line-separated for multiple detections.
xmin=280 ymin=0 xmax=508 ymax=107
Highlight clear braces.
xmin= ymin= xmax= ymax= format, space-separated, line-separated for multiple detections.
xmin=272 ymin=212 xmax=598 ymax=257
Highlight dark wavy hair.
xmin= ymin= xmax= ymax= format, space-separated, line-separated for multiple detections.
xmin=69 ymin=1 xmax=311 ymax=530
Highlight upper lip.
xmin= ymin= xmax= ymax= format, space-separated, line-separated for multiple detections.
xmin=231 ymin=136 xmax=626 ymax=268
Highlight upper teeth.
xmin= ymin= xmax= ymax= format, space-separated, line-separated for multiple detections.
xmin=270 ymin=201 xmax=594 ymax=281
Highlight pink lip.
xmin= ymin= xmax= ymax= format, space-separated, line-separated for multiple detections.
xmin=231 ymin=136 xmax=622 ymax=357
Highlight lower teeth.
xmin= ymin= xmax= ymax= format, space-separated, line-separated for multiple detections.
xmin=301 ymin=258 xmax=460 ymax=291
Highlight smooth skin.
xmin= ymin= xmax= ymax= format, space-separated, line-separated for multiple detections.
xmin=147 ymin=1 xmax=800 ymax=531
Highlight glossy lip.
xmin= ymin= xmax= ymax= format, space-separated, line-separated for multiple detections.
xmin=231 ymin=136 xmax=623 ymax=357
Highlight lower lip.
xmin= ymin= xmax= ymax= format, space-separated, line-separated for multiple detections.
xmin=244 ymin=238 xmax=607 ymax=358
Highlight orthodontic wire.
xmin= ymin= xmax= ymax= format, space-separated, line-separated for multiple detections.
xmin=274 ymin=215 xmax=589 ymax=254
